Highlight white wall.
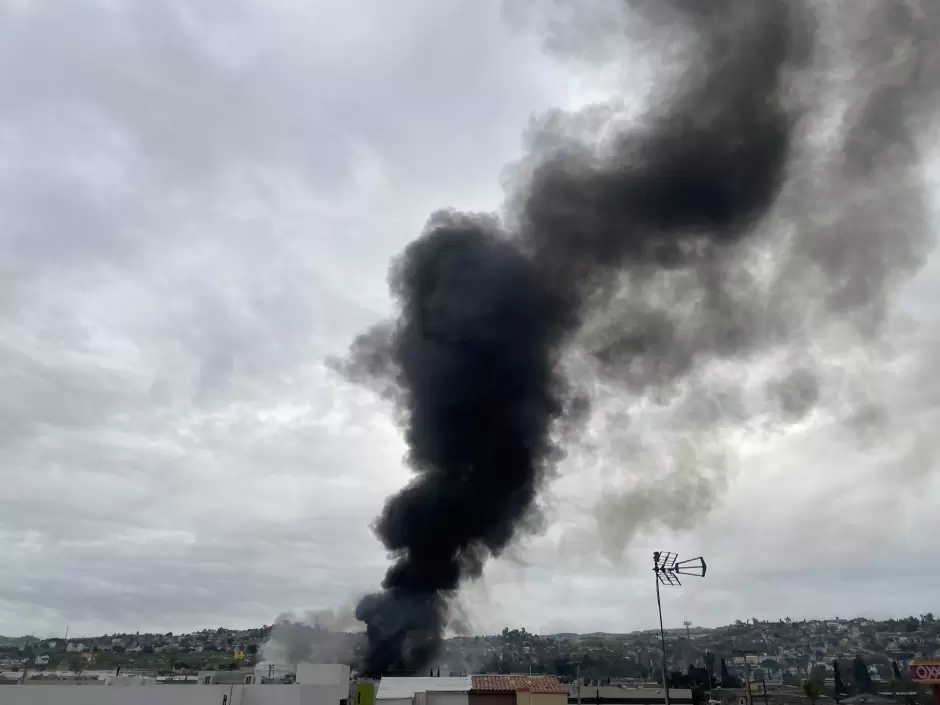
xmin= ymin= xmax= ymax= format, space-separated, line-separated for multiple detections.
xmin=427 ymin=692 xmax=468 ymax=705
xmin=376 ymin=698 xmax=413 ymax=705
xmin=296 ymin=663 xmax=350 ymax=686
xmin=0 ymin=683 xmax=343 ymax=705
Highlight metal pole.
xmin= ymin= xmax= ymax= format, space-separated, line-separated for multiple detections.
xmin=656 ymin=578 xmax=671 ymax=705
xmin=577 ymin=664 xmax=582 ymax=705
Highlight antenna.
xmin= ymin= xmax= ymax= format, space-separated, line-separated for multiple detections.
xmin=652 ymin=551 xmax=708 ymax=705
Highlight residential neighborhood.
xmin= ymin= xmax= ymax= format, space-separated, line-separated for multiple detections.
xmin=2 ymin=613 xmax=938 ymax=694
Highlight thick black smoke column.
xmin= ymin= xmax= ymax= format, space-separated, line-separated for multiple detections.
xmin=342 ymin=0 xmax=811 ymax=677
xmin=353 ymin=215 xmax=575 ymax=673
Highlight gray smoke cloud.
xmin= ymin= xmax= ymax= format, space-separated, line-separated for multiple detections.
xmin=513 ymin=0 xmax=940 ymax=559
xmin=334 ymin=0 xmax=940 ymax=673
xmin=259 ymin=609 xmax=362 ymax=671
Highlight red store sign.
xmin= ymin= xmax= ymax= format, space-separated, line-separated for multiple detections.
xmin=910 ymin=661 xmax=940 ymax=684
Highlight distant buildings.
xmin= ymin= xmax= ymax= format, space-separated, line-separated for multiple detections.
xmin=0 ymin=662 xmax=350 ymax=705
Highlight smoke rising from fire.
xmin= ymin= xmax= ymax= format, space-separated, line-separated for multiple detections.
xmin=333 ymin=0 xmax=939 ymax=678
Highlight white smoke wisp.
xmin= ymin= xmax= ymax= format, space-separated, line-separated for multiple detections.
xmin=258 ymin=608 xmax=364 ymax=673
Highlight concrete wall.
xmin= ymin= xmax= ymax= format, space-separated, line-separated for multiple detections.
xmin=427 ymin=692 xmax=468 ymax=705
xmin=376 ymin=698 xmax=412 ymax=705
xmin=568 ymin=688 xmax=694 ymax=705
xmin=297 ymin=664 xmax=350 ymax=686
xmin=518 ymin=693 xmax=566 ymax=705
xmin=469 ymin=691 xmax=516 ymax=705
xmin=0 ymin=683 xmax=343 ymax=705
xmin=354 ymin=681 xmax=376 ymax=705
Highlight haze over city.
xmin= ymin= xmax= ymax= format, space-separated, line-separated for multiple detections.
xmin=1 ymin=0 xmax=939 ymax=650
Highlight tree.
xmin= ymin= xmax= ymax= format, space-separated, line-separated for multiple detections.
xmin=853 ymin=655 xmax=874 ymax=693
xmin=704 ymin=652 xmax=716 ymax=688
xmin=810 ymin=664 xmax=827 ymax=685
xmin=67 ymin=657 xmax=84 ymax=676
xmin=720 ymin=658 xmax=740 ymax=689
xmin=803 ymin=680 xmax=822 ymax=705
xmin=834 ymin=659 xmax=847 ymax=698
xmin=246 ymin=644 xmax=258 ymax=655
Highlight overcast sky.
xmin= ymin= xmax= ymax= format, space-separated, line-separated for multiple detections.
xmin=1 ymin=0 xmax=939 ymax=641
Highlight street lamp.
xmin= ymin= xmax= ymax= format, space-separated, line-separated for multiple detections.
xmin=653 ymin=551 xmax=707 ymax=705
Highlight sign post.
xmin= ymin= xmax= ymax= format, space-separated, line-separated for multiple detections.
xmin=909 ymin=659 xmax=940 ymax=705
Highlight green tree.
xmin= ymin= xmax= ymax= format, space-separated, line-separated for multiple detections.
xmin=853 ymin=655 xmax=874 ymax=693
xmin=834 ymin=660 xmax=846 ymax=698
xmin=810 ymin=664 xmax=827 ymax=685
xmin=803 ymin=680 xmax=822 ymax=705
xmin=704 ymin=652 xmax=716 ymax=688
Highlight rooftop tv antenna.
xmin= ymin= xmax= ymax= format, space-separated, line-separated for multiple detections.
xmin=653 ymin=551 xmax=707 ymax=705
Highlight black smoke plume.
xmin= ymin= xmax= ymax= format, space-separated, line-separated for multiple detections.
xmin=334 ymin=0 xmax=938 ymax=677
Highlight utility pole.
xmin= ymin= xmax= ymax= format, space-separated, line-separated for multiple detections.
xmin=20 ymin=638 xmax=31 ymax=685
xmin=733 ymin=649 xmax=757 ymax=705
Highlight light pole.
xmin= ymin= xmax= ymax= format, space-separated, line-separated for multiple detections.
xmin=653 ymin=551 xmax=707 ymax=705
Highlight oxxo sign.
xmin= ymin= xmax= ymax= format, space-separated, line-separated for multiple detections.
xmin=910 ymin=660 xmax=940 ymax=684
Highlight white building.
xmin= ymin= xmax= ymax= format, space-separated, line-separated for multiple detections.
xmin=377 ymin=675 xmax=471 ymax=705
xmin=254 ymin=661 xmax=294 ymax=682
xmin=0 ymin=662 xmax=350 ymax=705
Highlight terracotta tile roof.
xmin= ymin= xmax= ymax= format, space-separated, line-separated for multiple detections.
xmin=471 ymin=675 xmax=568 ymax=694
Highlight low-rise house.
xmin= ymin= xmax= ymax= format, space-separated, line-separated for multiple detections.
xmin=472 ymin=675 xmax=567 ymax=705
